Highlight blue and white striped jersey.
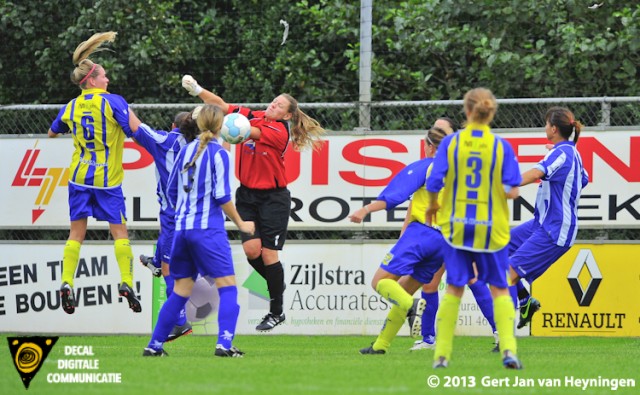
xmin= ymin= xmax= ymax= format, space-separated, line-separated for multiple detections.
xmin=167 ymin=138 xmax=232 ymax=231
xmin=533 ymin=141 xmax=589 ymax=247
xmin=133 ymin=124 xmax=186 ymax=216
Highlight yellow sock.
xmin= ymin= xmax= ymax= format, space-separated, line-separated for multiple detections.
xmin=434 ymin=293 xmax=461 ymax=362
xmin=114 ymin=239 xmax=134 ymax=287
xmin=494 ymin=295 xmax=517 ymax=354
xmin=372 ymin=305 xmax=405 ymax=351
xmin=376 ymin=278 xmax=413 ymax=311
xmin=61 ymin=240 xmax=81 ymax=287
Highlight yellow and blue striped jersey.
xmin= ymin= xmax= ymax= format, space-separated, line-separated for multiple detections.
xmin=50 ymin=88 xmax=133 ymax=188
xmin=426 ymin=123 xmax=522 ymax=251
xmin=375 ymin=158 xmax=441 ymax=225
xmin=409 ymin=163 xmax=437 ymax=225
xmin=377 ymin=158 xmax=431 ymax=222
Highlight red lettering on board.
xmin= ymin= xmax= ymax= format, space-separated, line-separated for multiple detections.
xmin=339 ymin=139 xmax=408 ymax=186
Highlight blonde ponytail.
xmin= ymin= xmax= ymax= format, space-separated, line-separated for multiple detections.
xmin=70 ymin=32 xmax=117 ymax=87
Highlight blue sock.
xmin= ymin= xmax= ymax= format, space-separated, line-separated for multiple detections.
xmin=217 ymin=285 xmax=240 ymax=350
xmin=422 ymin=291 xmax=438 ymax=342
xmin=164 ymin=274 xmax=186 ymax=326
xmin=148 ymin=293 xmax=188 ymax=350
xmin=177 ymin=305 xmax=187 ymax=326
xmin=516 ymin=280 xmax=530 ymax=306
xmin=164 ymin=274 xmax=174 ymax=298
xmin=509 ymin=284 xmax=519 ymax=309
xmin=153 ymin=246 xmax=162 ymax=269
xmin=469 ymin=280 xmax=496 ymax=332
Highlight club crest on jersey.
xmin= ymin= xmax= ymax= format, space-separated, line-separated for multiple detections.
xmin=243 ymin=140 xmax=256 ymax=151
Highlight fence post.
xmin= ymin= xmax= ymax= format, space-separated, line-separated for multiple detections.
xmin=600 ymin=99 xmax=611 ymax=127
xmin=358 ymin=0 xmax=372 ymax=131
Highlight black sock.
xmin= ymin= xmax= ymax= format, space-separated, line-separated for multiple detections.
xmin=247 ymin=256 xmax=266 ymax=278
xmin=517 ymin=284 xmax=530 ymax=301
xmin=264 ymin=262 xmax=284 ymax=315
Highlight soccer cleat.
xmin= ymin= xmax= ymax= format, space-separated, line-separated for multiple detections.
xmin=214 ymin=345 xmax=245 ymax=357
xmin=143 ymin=347 xmax=168 ymax=357
xmin=166 ymin=322 xmax=193 ymax=342
xmin=517 ymin=297 xmax=541 ymax=329
xmin=360 ymin=344 xmax=386 ymax=355
xmin=139 ymin=254 xmax=162 ymax=277
xmin=119 ymin=282 xmax=142 ymax=313
xmin=409 ymin=338 xmax=436 ymax=351
xmin=491 ymin=331 xmax=500 ymax=352
xmin=502 ymin=350 xmax=523 ymax=369
xmin=406 ymin=298 xmax=426 ymax=338
xmin=433 ymin=356 xmax=449 ymax=368
xmin=255 ymin=312 xmax=286 ymax=332
xmin=60 ymin=282 xmax=76 ymax=314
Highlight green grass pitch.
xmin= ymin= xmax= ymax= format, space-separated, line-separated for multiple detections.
xmin=2 ymin=334 xmax=639 ymax=395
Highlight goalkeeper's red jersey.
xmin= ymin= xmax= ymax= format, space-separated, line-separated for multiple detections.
xmin=228 ymin=104 xmax=291 ymax=190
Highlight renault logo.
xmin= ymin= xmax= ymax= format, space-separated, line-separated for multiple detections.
xmin=567 ymin=249 xmax=602 ymax=306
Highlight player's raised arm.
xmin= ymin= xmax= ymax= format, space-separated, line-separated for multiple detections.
xmin=181 ymin=75 xmax=229 ymax=113
xmin=128 ymin=107 xmax=142 ymax=133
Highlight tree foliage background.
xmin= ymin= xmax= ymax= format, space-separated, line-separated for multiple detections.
xmin=0 ymin=0 xmax=638 ymax=105
xmin=0 ymin=0 xmax=638 ymax=240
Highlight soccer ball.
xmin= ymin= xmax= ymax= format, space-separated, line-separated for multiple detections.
xmin=220 ymin=113 xmax=251 ymax=144
xmin=185 ymin=276 xmax=219 ymax=322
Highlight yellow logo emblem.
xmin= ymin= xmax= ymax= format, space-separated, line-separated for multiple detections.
xmin=8 ymin=336 xmax=58 ymax=389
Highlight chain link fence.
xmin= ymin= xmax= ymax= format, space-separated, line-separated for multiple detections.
xmin=2 ymin=97 xmax=639 ymax=241
xmin=2 ymin=97 xmax=640 ymax=135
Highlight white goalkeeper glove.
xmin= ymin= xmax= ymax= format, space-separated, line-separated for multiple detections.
xmin=182 ymin=75 xmax=203 ymax=96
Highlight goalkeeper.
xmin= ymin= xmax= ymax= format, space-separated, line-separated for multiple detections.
xmin=181 ymin=75 xmax=325 ymax=332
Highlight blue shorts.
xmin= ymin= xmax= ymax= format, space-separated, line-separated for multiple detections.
xmin=508 ymin=219 xmax=537 ymax=255
xmin=68 ymin=183 xmax=127 ymax=224
xmin=509 ymin=221 xmax=571 ymax=284
xmin=154 ymin=211 xmax=175 ymax=266
xmin=443 ymin=245 xmax=510 ymax=288
xmin=379 ymin=222 xmax=445 ymax=285
xmin=170 ymin=229 xmax=234 ymax=280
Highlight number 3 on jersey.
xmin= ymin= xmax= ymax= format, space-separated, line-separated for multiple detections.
xmin=465 ymin=156 xmax=482 ymax=188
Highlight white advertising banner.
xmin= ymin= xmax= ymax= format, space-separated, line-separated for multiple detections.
xmin=1 ymin=131 xmax=639 ymax=229
xmin=236 ymin=243 xmax=518 ymax=338
xmin=0 ymin=243 xmax=153 ymax=334
xmin=0 ymin=242 xmax=515 ymax=337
